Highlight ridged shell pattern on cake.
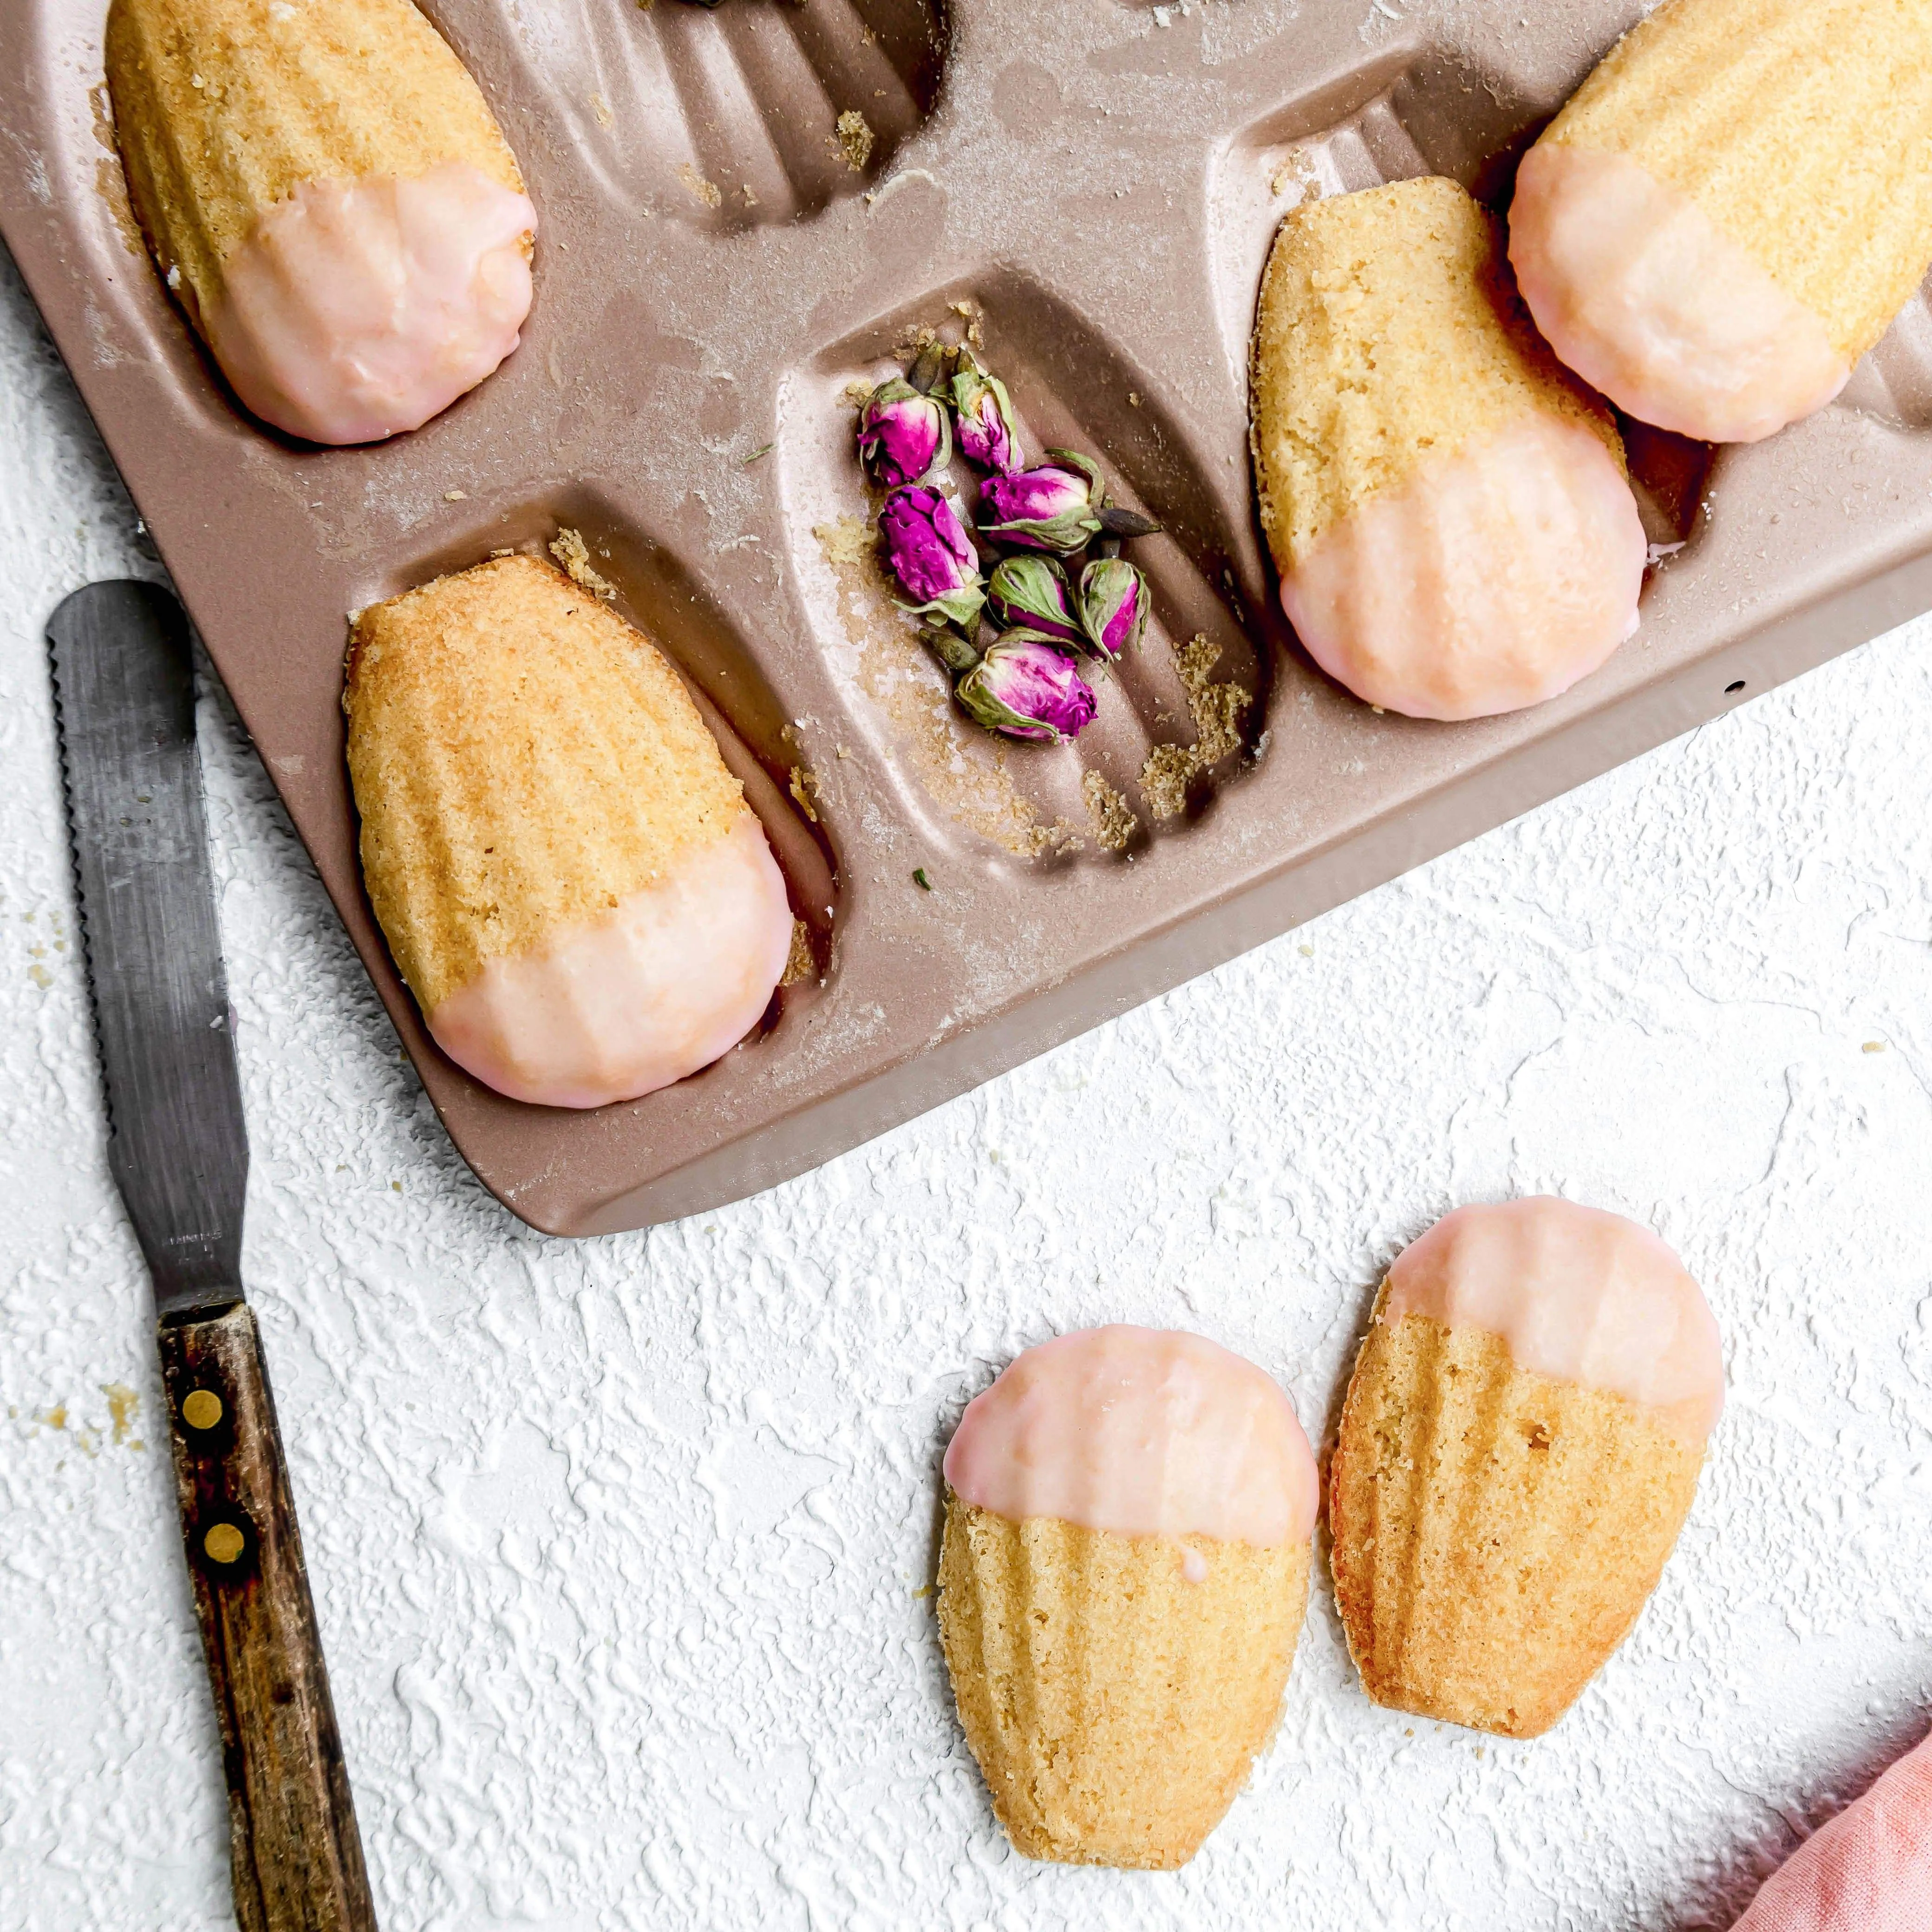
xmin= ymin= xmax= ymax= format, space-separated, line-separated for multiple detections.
xmin=345 ymin=555 xmax=793 ymax=1109
xmin=939 ymin=1501 xmax=1311 ymax=1870
xmin=105 ymin=0 xmax=536 ymax=443
xmin=937 ymin=1327 xmax=1318 ymax=1869
xmin=1329 ymin=1200 xmax=1723 ymax=1738
xmin=1251 ymin=177 xmax=1646 ymax=721
xmin=1510 ymin=0 xmax=1932 ymax=442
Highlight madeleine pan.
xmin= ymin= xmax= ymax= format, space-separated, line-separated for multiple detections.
xmin=5 ymin=0 xmax=1930 ymax=1234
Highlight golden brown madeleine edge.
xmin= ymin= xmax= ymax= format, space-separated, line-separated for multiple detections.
xmin=104 ymin=0 xmax=526 ymax=337
xmin=1330 ymin=1303 xmax=1706 ymax=1738
xmin=343 ymin=556 xmax=748 ymax=1015
xmin=937 ymin=1493 xmax=1311 ymax=1868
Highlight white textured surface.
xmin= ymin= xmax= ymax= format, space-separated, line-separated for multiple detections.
xmin=4 ymin=231 xmax=1932 ymax=1930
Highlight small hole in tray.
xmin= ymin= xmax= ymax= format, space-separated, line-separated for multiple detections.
xmin=1725 ymin=681 xmax=1747 ymax=694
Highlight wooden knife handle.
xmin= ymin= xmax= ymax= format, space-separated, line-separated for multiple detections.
xmin=158 ymin=1304 xmax=379 ymax=1932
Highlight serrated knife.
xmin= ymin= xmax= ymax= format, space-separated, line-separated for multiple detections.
xmin=47 ymin=580 xmax=378 ymax=1932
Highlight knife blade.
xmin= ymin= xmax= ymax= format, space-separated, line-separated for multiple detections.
xmin=48 ymin=581 xmax=378 ymax=1932
xmin=48 ymin=577 xmax=246 ymax=1314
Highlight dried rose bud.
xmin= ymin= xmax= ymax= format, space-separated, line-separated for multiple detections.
xmin=951 ymin=349 xmax=1022 ymax=473
xmin=979 ymin=451 xmax=1107 ymax=555
xmin=987 ymin=555 xmax=1082 ymax=646
xmin=858 ymin=377 xmax=951 ymax=490
xmin=879 ymin=486 xmax=985 ymax=631
xmin=955 ymin=631 xmax=1098 ymax=743
xmin=1078 ymin=556 xmax=1150 ymax=662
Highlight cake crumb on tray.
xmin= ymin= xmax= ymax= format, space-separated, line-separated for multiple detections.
xmin=1082 ymin=771 xmax=1139 ymax=852
xmin=781 ymin=920 xmax=817 ymax=987
xmin=549 ymin=528 xmax=617 ymax=600
xmin=1139 ymin=634 xmax=1253 ymax=820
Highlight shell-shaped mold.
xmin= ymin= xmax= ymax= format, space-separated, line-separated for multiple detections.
xmin=499 ymin=0 xmax=949 ymax=232
xmin=1329 ymin=1313 xmax=1705 ymax=1739
xmin=937 ymin=1498 xmax=1310 ymax=1870
xmin=785 ymin=273 xmax=1271 ymax=868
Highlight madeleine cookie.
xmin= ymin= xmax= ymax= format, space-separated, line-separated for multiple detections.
xmin=106 ymin=0 xmax=536 ymax=444
xmin=1331 ymin=1199 xmax=1723 ymax=1738
xmin=938 ymin=1326 xmax=1318 ymax=1870
xmin=345 ymin=555 xmax=794 ymax=1108
xmin=1252 ymin=177 xmax=1646 ymax=722
xmin=1511 ymin=0 xmax=1932 ymax=444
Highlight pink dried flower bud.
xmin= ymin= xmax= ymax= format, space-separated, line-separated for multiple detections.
xmin=956 ymin=631 xmax=1098 ymax=743
xmin=858 ymin=377 xmax=951 ymax=490
xmin=951 ymin=349 xmax=1022 ymax=473
xmin=879 ymin=486 xmax=986 ymax=631
xmin=1078 ymin=557 xmax=1149 ymax=661
xmin=987 ymin=555 xmax=1082 ymax=646
xmin=979 ymin=451 xmax=1107 ymax=555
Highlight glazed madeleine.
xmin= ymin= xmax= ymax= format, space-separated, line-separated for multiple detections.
xmin=1252 ymin=177 xmax=1646 ymax=723
xmin=1510 ymin=0 xmax=1932 ymax=443
xmin=345 ymin=555 xmax=794 ymax=1109
xmin=938 ymin=1326 xmax=1318 ymax=1870
xmin=106 ymin=0 xmax=536 ymax=443
xmin=1330 ymin=1198 xmax=1724 ymax=1739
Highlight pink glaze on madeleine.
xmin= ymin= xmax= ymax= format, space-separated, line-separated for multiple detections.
xmin=943 ymin=1325 xmax=1318 ymax=1547
xmin=428 ymin=811 xmax=793 ymax=1110
xmin=205 ymin=161 xmax=536 ymax=445
xmin=1279 ymin=412 xmax=1647 ymax=722
xmin=1383 ymin=1198 xmax=1724 ymax=1447
xmin=1734 ymin=1731 xmax=1932 ymax=1932
xmin=1509 ymin=143 xmax=1849 ymax=446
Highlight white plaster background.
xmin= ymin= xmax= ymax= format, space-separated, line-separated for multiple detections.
xmin=2 ymin=226 xmax=1931 ymax=1930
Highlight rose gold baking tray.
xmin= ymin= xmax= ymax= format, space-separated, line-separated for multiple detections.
xmin=8 ymin=1 xmax=1932 ymax=1236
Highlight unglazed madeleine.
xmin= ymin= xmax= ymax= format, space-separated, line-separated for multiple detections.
xmin=937 ymin=1326 xmax=1318 ymax=1870
xmin=1251 ymin=177 xmax=1646 ymax=723
xmin=1331 ymin=1199 xmax=1724 ymax=1739
xmin=345 ymin=555 xmax=794 ymax=1109
xmin=1511 ymin=0 xmax=1932 ymax=444
xmin=106 ymin=0 xmax=536 ymax=444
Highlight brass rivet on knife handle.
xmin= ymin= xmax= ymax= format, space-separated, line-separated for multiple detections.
xmin=160 ymin=1305 xmax=379 ymax=1932
xmin=183 ymin=1388 xmax=224 ymax=1431
xmin=204 ymin=1521 xmax=247 ymax=1565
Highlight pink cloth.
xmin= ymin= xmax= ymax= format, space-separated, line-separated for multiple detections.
xmin=1733 ymin=1732 xmax=1932 ymax=1931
